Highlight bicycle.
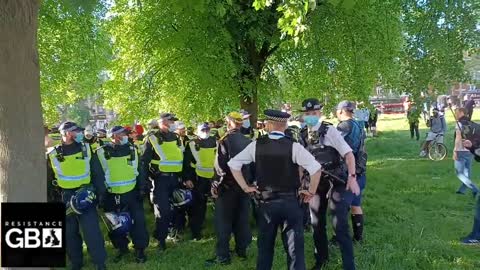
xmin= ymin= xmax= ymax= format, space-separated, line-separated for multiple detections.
xmin=422 ymin=133 xmax=447 ymax=161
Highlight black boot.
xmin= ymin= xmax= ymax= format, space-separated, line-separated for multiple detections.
xmin=135 ymin=248 xmax=147 ymax=263
xmin=235 ymin=249 xmax=247 ymax=259
xmin=205 ymin=256 xmax=231 ymax=267
xmin=113 ymin=249 xmax=129 ymax=263
xmin=351 ymin=214 xmax=364 ymax=242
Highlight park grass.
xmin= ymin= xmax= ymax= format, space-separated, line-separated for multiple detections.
xmin=82 ymin=113 xmax=480 ymax=270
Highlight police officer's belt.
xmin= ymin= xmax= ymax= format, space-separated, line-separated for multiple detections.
xmin=157 ymin=172 xmax=177 ymax=177
xmin=254 ymin=190 xmax=297 ymax=202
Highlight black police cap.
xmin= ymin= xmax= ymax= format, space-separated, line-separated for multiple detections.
xmin=59 ymin=121 xmax=84 ymax=132
xmin=301 ymin=98 xmax=323 ymax=112
xmin=264 ymin=109 xmax=291 ymax=122
xmin=160 ymin=112 xmax=178 ymax=121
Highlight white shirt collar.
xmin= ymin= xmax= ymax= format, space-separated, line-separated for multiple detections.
xmin=268 ymin=131 xmax=285 ymax=139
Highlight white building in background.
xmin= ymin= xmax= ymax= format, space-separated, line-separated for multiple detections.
xmin=85 ymin=95 xmax=116 ymax=131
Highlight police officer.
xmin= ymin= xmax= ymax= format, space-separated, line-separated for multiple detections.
xmin=89 ymin=129 xmax=108 ymax=150
xmin=182 ymin=123 xmax=217 ymax=240
xmin=142 ymin=113 xmax=183 ymax=251
xmin=175 ymin=121 xmax=189 ymax=148
xmin=228 ymin=109 xmax=322 ymax=270
xmin=299 ymin=98 xmax=360 ymax=270
xmin=46 ymin=122 xmax=107 ymax=270
xmin=96 ymin=126 xmax=149 ymax=263
xmin=206 ymin=112 xmax=252 ymax=266
xmin=240 ymin=110 xmax=259 ymax=140
xmin=336 ymin=101 xmax=368 ymax=242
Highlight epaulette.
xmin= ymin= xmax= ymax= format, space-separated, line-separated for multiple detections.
xmin=219 ymin=133 xmax=229 ymax=142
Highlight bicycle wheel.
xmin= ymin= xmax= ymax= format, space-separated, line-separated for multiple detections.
xmin=428 ymin=143 xmax=447 ymax=161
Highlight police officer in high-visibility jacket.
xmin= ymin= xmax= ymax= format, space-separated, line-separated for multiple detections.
xmin=46 ymin=122 xmax=107 ymax=270
xmin=141 ymin=113 xmax=184 ymax=251
xmin=183 ymin=123 xmax=217 ymax=240
xmin=97 ymin=126 xmax=149 ymax=263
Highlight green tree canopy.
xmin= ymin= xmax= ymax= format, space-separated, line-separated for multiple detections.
xmin=38 ymin=0 xmax=479 ymax=124
xmin=39 ymin=0 xmax=111 ymax=125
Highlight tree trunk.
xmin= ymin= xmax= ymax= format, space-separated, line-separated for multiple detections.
xmin=240 ymin=91 xmax=258 ymax=124
xmin=0 ymin=0 xmax=45 ymax=203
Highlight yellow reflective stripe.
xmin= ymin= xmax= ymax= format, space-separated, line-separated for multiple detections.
xmin=98 ymin=146 xmax=139 ymax=188
xmin=189 ymin=141 xmax=201 ymax=167
xmin=149 ymin=135 xmax=167 ymax=160
xmin=189 ymin=141 xmax=216 ymax=174
xmin=96 ymin=148 xmax=111 ymax=184
xmin=49 ymin=144 xmax=91 ymax=181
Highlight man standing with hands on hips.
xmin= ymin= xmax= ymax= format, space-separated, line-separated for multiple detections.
xmin=228 ymin=109 xmax=323 ymax=270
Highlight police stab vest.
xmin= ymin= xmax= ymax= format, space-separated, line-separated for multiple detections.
xmin=189 ymin=139 xmax=217 ymax=178
xmin=302 ymin=122 xmax=342 ymax=171
xmin=48 ymin=143 xmax=92 ymax=189
xmin=149 ymin=134 xmax=183 ymax=172
xmin=255 ymin=136 xmax=300 ymax=192
xmin=97 ymin=144 xmax=138 ymax=194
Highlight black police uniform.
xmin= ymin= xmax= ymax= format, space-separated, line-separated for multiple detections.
xmin=99 ymin=142 xmax=149 ymax=261
xmin=228 ymin=109 xmax=320 ymax=270
xmin=299 ymin=99 xmax=356 ymax=270
xmin=254 ymin=133 xmax=306 ymax=270
xmin=46 ymin=142 xmax=107 ymax=270
xmin=141 ymin=129 xmax=182 ymax=249
xmin=182 ymin=136 xmax=217 ymax=239
xmin=211 ymin=128 xmax=252 ymax=263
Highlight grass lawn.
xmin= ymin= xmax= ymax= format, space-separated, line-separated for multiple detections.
xmin=83 ymin=113 xmax=480 ymax=270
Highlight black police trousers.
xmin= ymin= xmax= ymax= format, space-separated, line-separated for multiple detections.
xmin=310 ymin=183 xmax=355 ymax=270
xmin=189 ymin=176 xmax=211 ymax=237
xmin=152 ymin=173 xmax=179 ymax=246
xmin=256 ymin=195 xmax=305 ymax=270
xmin=173 ymin=176 xmax=211 ymax=238
xmin=214 ymin=185 xmax=252 ymax=259
xmin=62 ymin=189 xmax=106 ymax=268
xmin=103 ymin=190 xmax=149 ymax=251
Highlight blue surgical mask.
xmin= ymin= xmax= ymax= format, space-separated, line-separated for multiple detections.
xmin=242 ymin=119 xmax=251 ymax=129
xmin=169 ymin=123 xmax=177 ymax=132
xmin=304 ymin=115 xmax=320 ymax=127
xmin=120 ymin=136 xmax=129 ymax=145
xmin=74 ymin=133 xmax=84 ymax=143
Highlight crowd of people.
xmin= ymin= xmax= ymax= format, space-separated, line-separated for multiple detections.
xmin=44 ymin=97 xmax=371 ymax=270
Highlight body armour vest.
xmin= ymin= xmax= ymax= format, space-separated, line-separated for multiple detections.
xmin=255 ymin=136 xmax=300 ymax=192
xmin=300 ymin=122 xmax=343 ymax=171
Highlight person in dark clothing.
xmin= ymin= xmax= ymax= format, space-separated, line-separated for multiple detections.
xmin=97 ymin=126 xmax=149 ymax=263
xmin=206 ymin=112 xmax=253 ymax=266
xmin=465 ymin=95 xmax=475 ymax=121
xmin=141 ymin=113 xmax=183 ymax=251
xmin=46 ymin=122 xmax=107 ymax=270
xmin=407 ymin=106 xmax=420 ymax=140
xmin=336 ymin=101 xmax=368 ymax=242
xmin=182 ymin=123 xmax=217 ymax=240
xmin=228 ymin=109 xmax=322 ymax=270
xmin=299 ymin=98 xmax=360 ymax=270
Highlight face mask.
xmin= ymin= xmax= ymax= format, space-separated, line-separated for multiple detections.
xmin=199 ymin=132 xmax=209 ymax=139
xmin=74 ymin=133 xmax=84 ymax=143
xmin=169 ymin=123 xmax=177 ymax=132
xmin=242 ymin=119 xmax=251 ymax=129
xmin=120 ymin=136 xmax=129 ymax=145
xmin=304 ymin=115 xmax=320 ymax=127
